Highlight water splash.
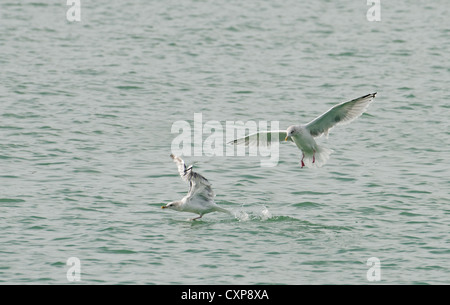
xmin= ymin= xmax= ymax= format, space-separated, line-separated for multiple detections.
xmin=260 ymin=205 xmax=272 ymax=221
xmin=234 ymin=209 xmax=250 ymax=221
xmin=233 ymin=205 xmax=272 ymax=221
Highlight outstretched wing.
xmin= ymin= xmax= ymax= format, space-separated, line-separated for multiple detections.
xmin=228 ymin=131 xmax=293 ymax=147
xmin=170 ymin=154 xmax=215 ymax=201
xmin=305 ymin=93 xmax=376 ymax=138
xmin=170 ymin=153 xmax=191 ymax=182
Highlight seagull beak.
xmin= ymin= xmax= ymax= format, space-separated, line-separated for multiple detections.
xmin=285 ymin=136 xmax=289 ymax=141
xmin=161 ymin=206 xmax=167 ymax=209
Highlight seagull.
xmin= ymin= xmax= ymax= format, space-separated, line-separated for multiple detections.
xmin=162 ymin=154 xmax=231 ymax=220
xmin=229 ymin=93 xmax=376 ymax=168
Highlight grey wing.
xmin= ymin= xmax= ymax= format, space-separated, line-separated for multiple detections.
xmin=228 ymin=131 xmax=293 ymax=147
xmin=305 ymin=93 xmax=376 ymax=138
xmin=186 ymin=171 xmax=215 ymax=202
xmin=170 ymin=154 xmax=215 ymax=200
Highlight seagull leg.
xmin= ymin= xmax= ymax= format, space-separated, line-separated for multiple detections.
xmin=312 ymin=149 xmax=316 ymax=164
xmin=301 ymin=153 xmax=305 ymax=168
xmin=191 ymin=214 xmax=203 ymax=221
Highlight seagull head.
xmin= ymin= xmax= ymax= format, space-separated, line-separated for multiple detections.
xmin=161 ymin=201 xmax=182 ymax=211
xmin=285 ymin=125 xmax=298 ymax=141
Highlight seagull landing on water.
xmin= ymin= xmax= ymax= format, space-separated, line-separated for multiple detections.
xmin=162 ymin=154 xmax=231 ymax=220
xmin=229 ymin=93 xmax=376 ymax=168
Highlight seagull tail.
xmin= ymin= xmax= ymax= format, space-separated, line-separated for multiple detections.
xmin=215 ymin=206 xmax=232 ymax=215
xmin=304 ymin=145 xmax=333 ymax=168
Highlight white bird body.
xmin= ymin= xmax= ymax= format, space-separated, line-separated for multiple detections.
xmin=286 ymin=124 xmax=333 ymax=167
xmin=162 ymin=154 xmax=230 ymax=220
xmin=176 ymin=195 xmax=228 ymax=216
xmin=230 ymin=93 xmax=376 ymax=168
xmin=288 ymin=125 xmax=316 ymax=153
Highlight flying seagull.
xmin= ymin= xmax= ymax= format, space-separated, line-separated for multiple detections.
xmin=162 ymin=154 xmax=231 ymax=220
xmin=229 ymin=93 xmax=376 ymax=168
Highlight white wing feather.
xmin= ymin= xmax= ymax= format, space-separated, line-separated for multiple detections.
xmin=229 ymin=131 xmax=293 ymax=147
xmin=305 ymin=93 xmax=376 ymax=138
